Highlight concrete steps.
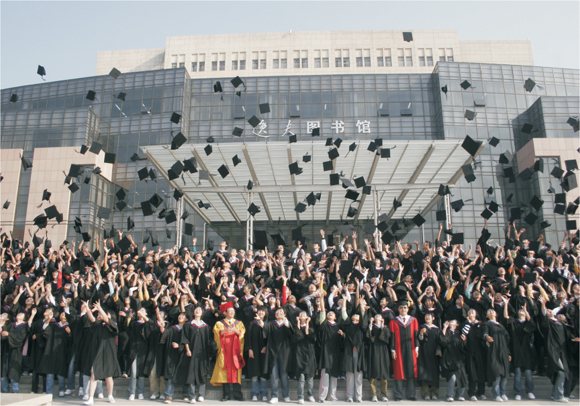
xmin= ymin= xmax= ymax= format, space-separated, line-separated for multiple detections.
xmin=14 ymin=374 xmax=577 ymax=401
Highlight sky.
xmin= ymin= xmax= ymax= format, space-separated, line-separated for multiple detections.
xmin=1 ymin=1 xmax=579 ymax=89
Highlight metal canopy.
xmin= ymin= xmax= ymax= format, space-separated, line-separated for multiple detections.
xmin=142 ymin=139 xmax=479 ymax=225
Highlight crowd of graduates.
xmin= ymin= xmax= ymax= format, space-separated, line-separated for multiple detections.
xmin=1 ymin=220 xmax=579 ymax=404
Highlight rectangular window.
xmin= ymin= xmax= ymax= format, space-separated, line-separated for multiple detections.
xmin=179 ymin=62 xmax=185 ymax=68
xmin=212 ymin=61 xmax=218 ymax=71
xmin=314 ymin=58 xmax=321 ymax=68
xmin=219 ymin=61 xmax=225 ymax=70
xmin=427 ymin=56 xmax=433 ymax=66
xmin=447 ymin=56 xmax=454 ymax=62
xmin=294 ymin=58 xmax=300 ymax=68
xmin=191 ymin=62 xmax=197 ymax=72
xmin=406 ymin=56 xmax=413 ymax=66
xmin=273 ymin=59 xmax=279 ymax=69
xmin=232 ymin=60 xmax=238 ymax=70
xmin=343 ymin=57 xmax=350 ymax=67
xmin=405 ymin=49 xmax=413 ymax=66
xmin=440 ymin=56 xmax=446 ymax=62
xmin=260 ymin=59 xmax=266 ymax=69
xmin=171 ymin=63 xmax=177 ymax=68
xmin=385 ymin=57 xmax=392 ymax=66
xmin=377 ymin=57 xmax=384 ymax=67
xmin=364 ymin=57 xmax=371 ymax=67
xmin=438 ymin=48 xmax=446 ymax=62
xmin=239 ymin=60 xmax=245 ymax=70
xmin=446 ymin=48 xmax=453 ymax=62
xmin=252 ymin=59 xmax=259 ymax=69
xmin=356 ymin=57 xmax=363 ymax=67
xmin=301 ymin=58 xmax=308 ymax=68
xmin=322 ymin=57 xmax=329 ymax=67
xmin=398 ymin=57 xmax=405 ymax=67
xmin=281 ymin=58 xmax=287 ymax=68
xmin=199 ymin=61 xmax=205 ymax=71
xmin=335 ymin=57 xmax=342 ymax=67
xmin=419 ymin=56 xmax=425 ymax=66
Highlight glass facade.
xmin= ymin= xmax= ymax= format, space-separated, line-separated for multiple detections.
xmin=1 ymin=62 xmax=579 ymax=250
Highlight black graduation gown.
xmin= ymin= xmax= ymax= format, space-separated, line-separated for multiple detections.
xmin=30 ymin=318 xmax=50 ymax=373
xmin=342 ymin=316 xmax=369 ymax=373
xmin=461 ymin=320 xmax=486 ymax=382
xmin=366 ymin=323 xmax=391 ymax=380
xmin=182 ymin=320 xmax=213 ymax=385
xmin=74 ymin=313 xmax=92 ymax=374
xmin=481 ymin=320 xmax=510 ymax=384
xmin=82 ymin=320 xmax=122 ymax=380
xmin=262 ymin=320 xmax=293 ymax=376
xmin=160 ymin=324 xmax=189 ymax=382
xmin=292 ymin=324 xmax=316 ymax=377
xmin=143 ymin=321 xmax=164 ymax=377
xmin=36 ymin=321 xmax=73 ymax=377
xmin=316 ymin=319 xmax=344 ymax=377
xmin=538 ymin=313 xmax=572 ymax=383
xmin=116 ymin=308 xmax=132 ymax=361
xmin=506 ymin=318 xmax=536 ymax=371
xmin=440 ymin=329 xmax=468 ymax=387
xmin=245 ymin=320 xmax=267 ymax=379
xmin=128 ymin=319 xmax=151 ymax=377
xmin=417 ymin=324 xmax=441 ymax=386
xmin=2 ymin=322 xmax=29 ymax=381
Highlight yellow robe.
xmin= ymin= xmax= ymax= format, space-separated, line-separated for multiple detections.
xmin=210 ymin=319 xmax=245 ymax=385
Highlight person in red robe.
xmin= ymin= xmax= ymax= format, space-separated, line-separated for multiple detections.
xmin=210 ymin=306 xmax=245 ymax=401
xmin=389 ymin=300 xmax=419 ymax=401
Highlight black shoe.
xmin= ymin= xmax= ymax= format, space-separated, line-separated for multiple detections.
xmin=235 ymin=397 xmax=245 ymax=401
xmin=395 ymin=398 xmax=402 ymax=402
xmin=222 ymin=396 xmax=230 ymax=402
xmin=408 ymin=397 xmax=417 ymax=401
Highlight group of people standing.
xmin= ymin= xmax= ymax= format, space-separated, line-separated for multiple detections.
xmin=1 ymin=222 xmax=579 ymax=403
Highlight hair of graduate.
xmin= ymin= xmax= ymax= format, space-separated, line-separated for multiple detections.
xmin=424 ymin=311 xmax=435 ymax=319
xmin=244 ymin=283 xmax=256 ymax=295
xmin=277 ymin=307 xmax=287 ymax=316
xmin=256 ymin=306 xmax=269 ymax=321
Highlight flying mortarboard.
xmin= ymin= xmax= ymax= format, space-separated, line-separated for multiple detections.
xmin=566 ymin=220 xmax=577 ymax=230
xmin=231 ymin=76 xmax=244 ymax=88
xmin=289 ymin=162 xmax=303 ymax=176
xmin=328 ymin=148 xmax=339 ymax=160
xmin=289 ymin=134 xmax=297 ymax=143
xmin=68 ymin=183 xmax=79 ymax=193
xmin=354 ymin=176 xmax=366 ymax=188
xmin=554 ymin=204 xmax=566 ymax=215
xmin=21 ymin=157 xmax=33 ymax=171
xmin=330 ymin=173 xmax=340 ymax=185
xmin=561 ymin=172 xmax=577 ymax=191
xmin=171 ymin=132 xmax=187 ymax=150
xmin=367 ymin=141 xmax=377 ymax=152
xmin=115 ymin=92 xmax=126 ymax=101
xmin=391 ymin=220 xmax=401 ymax=233
xmin=86 ymin=90 xmax=96 ymax=101
xmin=127 ymin=217 xmax=135 ymax=231
xmin=342 ymin=178 xmax=354 ymax=189
xmin=248 ymin=203 xmax=261 ymax=217
xmin=164 ymin=210 xmax=177 ymax=224
xmin=334 ymin=138 xmax=343 ymax=148
xmin=402 ymin=32 xmax=413 ymax=42
xmin=9 ymin=94 xmax=18 ymax=103
xmin=206 ymin=136 xmax=215 ymax=143
xmin=362 ymin=185 xmax=371 ymax=195
xmin=247 ymin=180 xmax=253 ymax=190
xmin=184 ymin=223 xmax=193 ymax=236
xmin=149 ymin=193 xmax=163 ymax=208
xmin=204 ymin=144 xmax=213 ymax=156
xmin=381 ymin=230 xmax=394 ymax=244
xmin=303 ymin=153 xmax=311 ymax=163
xmin=341 ymin=223 xmax=354 ymax=237
xmin=486 ymin=186 xmax=494 ymax=195
xmin=363 ymin=222 xmax=376 ymax=234
xmin=80 ymin=145 xmax=89 ymax=154
xmin=95 ymin=206 xmax=111 ymax=220
xmin=489 ymin=200 xmax=499 ymax=213
xmin=438 ymin=184 xmax=450 ymax=196
xmin=347 ymin=206 xmax=358 ymax=218
xmin=461 ymin=135 xmax=481 ymax=157
xmin=295 ymin=202 xmax=307 ymax=213
xmin=311 ymin=128 xmax=320 ymax=136
xmin=213 ymin=81 xmax=223 ymax=93
xmin=89 ymin=142 xmax=103 ymax=155
xmin=551 ymin=166 xmax=564 ymax=179
xmin=523 ymin=78 xmax=537 ymax=92
xmin=565 ymin=159 xmax=578 ymax=171
xmin=521 ymin=123 xmax=534 ymax=134
xmin=2 ymin=200 xmax=9 ymax=209
xmin=555 ymin=193 xmax=566 ymax=204
xmin=325 ymin=138 xmax=333 ymax=147
xmin=519 ymin=168 xmax=534 ymax=181
xmin=412 ymin=214 xmax=426 ymax=227
xmin=464 ymin=110 xmax=476 ymax=121
xmin=37 ymin=65 xmax=46 ymax=78
xmin=199 ymin=170 xmax=209 ymax=181
xmin=138 ymin=167 xmax=149 ymax=181
xmin=323 ymin=160 xmax=333 ymax=171
xmin=115 ymin=189 xmax=126 ymax=201
xmin=441 ymin=85 xmax=448 ymax=95
xmin=170 ymin=112 xmax=181 ymax=124
xmin=380 ymin=148 xmax=391 ymax=159
xmin=109 ymin=67 xmax=121 ymax=79
xmin=524 ymin=212 xmax=538 ymax=225
xmin=480 ymin=208 xmax=493 ymax=220
xmin=489 ymin=137 xmax=500 ymax=147
xmin=217 ymin=164 xmax=230 ymax=178
xmin=377 ymin=221 xmax=389 ymax=233
xmin=482 ymin=263 xmax=499 ymax=278
xmin=451 ymin=199 xmax=464 ymax=212
xmin=92 ymin=167 xmax=102 ymax=175
xmin=248 ymin=116 xmax=260 ymax=128
xmin=232 ymin=127 xmax=243 ymax=137
xmin=451 ymin=232 xmax=464 ymax=245
xmin=116 ymin=200 xmax=127 ymax=211
xmin=253 ymin=230 xmax=269 ymax=250
xmin=460 ymin=80 xmax=472 ymax=90
xmin=165 ymin=229 xmax=172 ymax=239
xmin=306 ymin=192 xmax=317 ymax=206
xmin=41 ymin=189 xmax=52 ymax=202
xmin=117 ymin=236 xmax=131 ymax=252
xmin=259 ymin=103 xmax=270 ymax=114
xmin=393 ymin=198 xmax=403 ymax=211
xmin=181 ymin=210 xmax=190 ymax=220
xmin=104 ymin=152 xmax=116 ymax=164
xmin=567 ymin=203 xmax=578 ymax=215
xmin=540 ymin=220 xmax=551 ymax=229
xmin=530 ymin=196 xmax=544 ymax=211
xmin=183 ymin=158 xmax=197 ymax=173
xmin=534 ymin=158 xmax=544 ymax=173
xmin=499 ymin=151 xmax=513 ymax=164
xmin=82 ymin=232 xmax=91 ymax=242
xmin=345 ymin=189 xmax=360 ymax=201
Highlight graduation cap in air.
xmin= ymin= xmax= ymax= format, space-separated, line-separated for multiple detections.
xmin=345 ymin=189 xmax=360 ymax=201
xmin=259 ymin=103 xmax=270 ymax=114
xmin=345 ymin=142 xmax=357 ymax=157
xmin=253 ymin=230 xmax=269 ymax=250
xmin=377 ymin=221 xmax=389 ymax=233
xmin=567 ymin=203 xmax=578 ymax=215
xmin=213 ymin=81 xmax=223 ymax=93
xmin=95 ymin=206 xmax=110 ymax=220
xmin=441 ymin=85 xmax=448 ymax=96
xmin=21 ymin=157 xmax=33 ymax=171
xmin=328 ymin=148 xmax=339 ymax=160
xmin=109 ymin=67 xmax=121 ymax=79
xmin=68 ymin=183 xmax=79 ymax=193
xmin=115 ymin=189 xmax=126 ymax=201
xmin=554 ymin=193 xmax=566 ymax=204
xmin=323 ymin=160 xmax=333 ymax=172
xmin=172 ymin=189 xmax=184 ymax=201
xmin=311 ymin=128 xmax=320 ymax=136
xmin=89 ymin=142 xmax=103 ymax=155
xmin=451 ymin=232 xmax=464 ymax=245
xmin=519 ymin=168 xmax=534 ymax=181
xmin=206 ymin=136 xmax=215 ymax=143
xmin=381 ymin=230 xmax=394 ymax=244
xmin=325 ymin=138 xmax=333 ymax=147
xmin=126 ymin=217 xmax=135 ymax=231
xmin=248 ymin=203 xmax=261 ymax=217
xmin=464 ymin=110 xmax=476 ymax=121
xmin=306 ymin=192 xmax=317 ymax=206
xmin=229 ymin=154 xmax=241 ymax=167
xmin=130 ymin=153 xmax=140 ymax=163
xmin=170 ymin=112 xmax=181 ymax=124
xmin=183 ymin=158 xmax=197 ymax=173
xmin=551 ymin=166 xmax=565 ymax=179
xmin=248 ymin=116 xmax=260 ymax=128
xmin=362 ymin=185 xmax=371 ymax=195
xmin=487 ymin=200 xmax=499 ymax=213
xmin=334 ymin=138 xmax=343 ymax=148
xmin=354 ymin=176 xmax=366 ymax=188
xmin=104 ymin=153 xmax=116 ymax=164
xmin=32 ymin=234 xmax=43 ymax=248
xmin=232 ymin=127 xmax=243 ymax=137
xmin=450 ymin=199 xmax=464 ymax=212
xmin=92 ymin=167 xmax=102 ymax=175
xmin=524 ymin=78 xmax=539 ymax=92
xmin=567 ymin=117 xmax=579 ymax=132
xmin=289 ymin=162 xmax=303 ymax=176
xmin=80 ymin=232 xmax=91 ymax=242
xmin=115 ymin=92 xmax=126 ymax=101
xmin=203 ymin=144 xmax=213 ymax=156
xmin=40 ymin=189 xmax=52 ymax=203
xmin=380 ymin=148 xmax=391 ymax=159
xmin=217 ymin=164 xmax=229 ymax=178
xmin=392 ymin=198 xmax=403 ymax=211
xmin=499 ymin=151 xmax=513 ymax=164
xmin=346 ymin=205 xmax=358 ymax=218
xmin=530 ymin=195 xmax=544 ymax=211
xmin=438 ymin=184 xmax=451 ymax=196
xmin=289 ymin=134 xmax=297 ymax=143
xmin=9 ymin=94 xmax=18 ymax=103
xmin=164 ymin=210 xmax=177 ymax=224
xmin=165 ymin=229 xmax=172 ymax=239
xmin=37 ymin=65 xmax=46 ymax=80
xmin=2 ymin=200 xmax=9 ymax=210
xmin=231 ymin=76 xmax=244 ymax=88
xmin=341 ymin=222 xmax=354 ymax=237
xmin=480 ymin=208 xmax=493 ymax=220
xmin=489 ymin=137 xmax=500 ymax=147
xmin=79 ymin=145 xmax=89 ymax=155
xmin=554 ymin=203 xmax=566 ymax=215
xmin=436 ymin=209 xmax=447 ymax=221
xmin=149 ymin=193 xmax=164 ymax=208
xmin=561 ymin=172 xmax=577 ymax=192
xmin=303 ymin=153 xmax=311 ymax=163
xmin=295 ymin=202 xmax=307 ymax=213
xmin=461 ymin=135 xmax=482 ymax=157
xmin=86 ymin=90 xmax=96 ymax=101
xmin=138 ymin=167 xmax=149 ymax=181
xmin=521 ymin=123 xmax=534 ymax=134
xmin=367 ymin=141 xmax=377 ymax=152
xmin=412 ymin=214 xmax=426 ymax=227
xmin=402 ymin=32 xmax=413 ymax=42
xmin=534 ymin=158 xmax=544 ymax=173
xmin=330 ymin=173 xmax=340 ymax=185
xmin=482 ymin=263 xmax=499 ymax=278
xmin=566 ymin=159 xmax=578 ymax=171
xmin=566 ymin=220 xmax=577 ymax=231
xmin=180 ymin=210 xmax=190 ymax=221
xmin=117 ymin=236 xmax=131 ymax=252
xmin=199 ymin=170 xmax=209 ymax=181
xmin=246 ymin=180 xmax=253 ymax=190
xmin=460 ymin=80 xmax=472 ymax=90
xmin=171 ymin=132 xmax=187 ymax=150
xmin=183 ymin=223 xmax=194 ymax=236
xmin=540 ymin=220 xmax=551 ymax=229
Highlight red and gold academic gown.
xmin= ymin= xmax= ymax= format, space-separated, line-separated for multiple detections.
xmin=210 ymin=318 xmax=246 ymax=385
xmin=389 ymin=315 xmax=419 ymax=380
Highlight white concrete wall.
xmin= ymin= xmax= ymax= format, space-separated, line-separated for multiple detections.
xmin=95 ymin=30 xmax=534 ymax=77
